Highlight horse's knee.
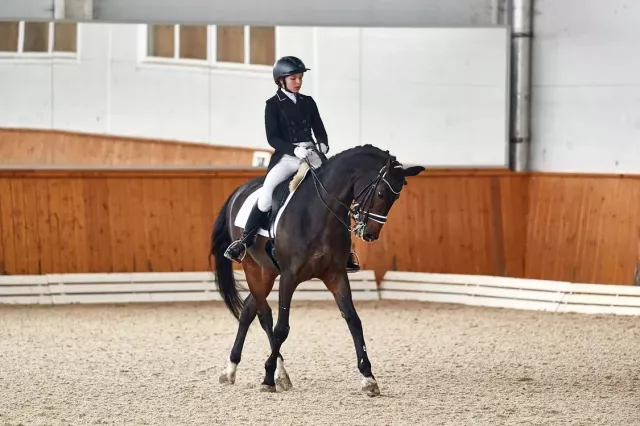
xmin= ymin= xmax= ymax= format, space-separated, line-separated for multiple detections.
xmin=274 ymin=323 xmax=290 ymax=344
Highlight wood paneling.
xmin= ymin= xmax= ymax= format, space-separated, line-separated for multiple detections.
xmin=526 ymin=174 xmax=640 ymax=286
xmin=1 ymin=168 xmax=639 ymax=286
xmin=0 ymin=169 xmax=261 ymax=275
xmin=352 ymin=170 xmax=529 ymax=282
xmin=0 ymin=128 xmax=267 ymax=167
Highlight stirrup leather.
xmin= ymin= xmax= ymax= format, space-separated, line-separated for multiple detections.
xmin=224 ymin=240 xmax=247 ymax=264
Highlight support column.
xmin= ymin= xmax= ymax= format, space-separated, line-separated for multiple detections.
xmin=509 ymin=0 xmax=533 ymax=171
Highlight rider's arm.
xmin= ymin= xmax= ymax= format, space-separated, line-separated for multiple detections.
xmin=265 ymin=100 xmax=296 ymax=156
xmin=309 ymin=97 xmax=328 ymax=148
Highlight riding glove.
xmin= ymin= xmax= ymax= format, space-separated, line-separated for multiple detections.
xmin=294 ymin=146 xmax=310 ymax=159
xmin=319 ymin=143 xmax=329 ymax=154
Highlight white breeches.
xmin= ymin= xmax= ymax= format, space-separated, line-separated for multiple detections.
xmin=257 ymin=143 xmax=322 ymax=212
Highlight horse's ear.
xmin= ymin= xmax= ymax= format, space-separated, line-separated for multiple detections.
xmin=402 ymin=166 xmax=425 ymax=177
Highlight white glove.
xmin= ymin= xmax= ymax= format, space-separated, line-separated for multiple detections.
xmin=319 ymin=143 xmax=329 ymax=154
xmin=294 ymin=146 xmax=310 ymax=159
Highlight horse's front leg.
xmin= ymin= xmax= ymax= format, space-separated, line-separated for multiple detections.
xmin=261 ymin=272 xmax=296 ymax=392
xmin=324 ymin=271 xmax=380 ymax=396
xmin=257 ymin=301 xmax=293 ymax=391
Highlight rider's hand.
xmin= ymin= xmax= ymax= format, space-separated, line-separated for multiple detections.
xmin=319 ymin=143 xmax=329 ymax=154
xmin=294 ymin=146 xmax=310 ymax=159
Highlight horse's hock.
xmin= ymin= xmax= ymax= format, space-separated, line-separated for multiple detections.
xmin=1 ymin=299 xmax=638 ymax=425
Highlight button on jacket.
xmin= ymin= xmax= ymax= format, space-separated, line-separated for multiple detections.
xmin=264 ymin=89 xmax=328 ymax=171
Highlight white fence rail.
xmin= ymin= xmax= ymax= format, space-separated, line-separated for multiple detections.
xmin=380 ymin=271 xmax=640 ymax=316
xmin=0 ymin=270 xmax=379 ymax=305
xmin=3 ymin=269 xmax=640 ymax=316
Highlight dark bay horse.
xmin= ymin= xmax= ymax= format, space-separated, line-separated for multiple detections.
xmin=209 ymin=144 xmax=424 ymax=396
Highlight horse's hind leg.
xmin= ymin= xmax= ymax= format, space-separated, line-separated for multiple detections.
xmin=219 ymin=293 xmax=257 ymax=384
xmin=323 ymin=271 xmax=380 ymax=397
xmin=219 ymin=256 xmax=292 ymax=389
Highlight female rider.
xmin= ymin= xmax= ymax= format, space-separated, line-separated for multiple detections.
xmin=224 ymin=55 xmax=360 ymax=272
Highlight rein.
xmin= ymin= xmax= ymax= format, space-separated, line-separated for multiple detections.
xmin=303 ymin=154 xmax=402 ymax=240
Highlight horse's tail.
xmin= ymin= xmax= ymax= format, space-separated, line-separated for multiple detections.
xmin=209 ymin=189 xmax=244 ymax=321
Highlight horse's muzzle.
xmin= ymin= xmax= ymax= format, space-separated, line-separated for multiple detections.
xmin=363 ymin=230 xmax=376 ymax=242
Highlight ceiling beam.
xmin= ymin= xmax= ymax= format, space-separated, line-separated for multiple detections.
xmin=1 ymin=0 xmax=506 ymax=27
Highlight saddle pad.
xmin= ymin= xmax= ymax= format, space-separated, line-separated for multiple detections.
xmin=234 ymin=167 xmax=311 ymax=238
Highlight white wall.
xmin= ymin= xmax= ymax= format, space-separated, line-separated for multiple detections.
xmin=315 ymin=27 xmax=509 ymax=167
xmin=531 ymin=0 xmax=640 ymax=173
xmin=0 ymin=23 xmax=510 ymax=168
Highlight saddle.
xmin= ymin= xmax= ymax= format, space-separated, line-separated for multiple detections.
xmin=262 ymin=164 xmax=310 ymax=271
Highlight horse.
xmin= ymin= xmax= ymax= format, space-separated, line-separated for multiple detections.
xmin=209 ymin=143 xmax=425 ymax=396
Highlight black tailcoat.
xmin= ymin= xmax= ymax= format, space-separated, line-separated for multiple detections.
xmin=264 ymin=89 xmax=328 ymax=171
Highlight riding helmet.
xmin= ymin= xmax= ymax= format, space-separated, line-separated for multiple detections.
xmin=272 ymin=56 xmax=310 ymax=85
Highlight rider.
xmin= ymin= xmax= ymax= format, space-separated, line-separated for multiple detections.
xmin=224 ymin=55 xmax=361 ymax=272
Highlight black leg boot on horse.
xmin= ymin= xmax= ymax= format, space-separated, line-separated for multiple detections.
xmin=224 ymin=203 xmax=270 ymax=264
xmin=347 ymin=250 xmax=360 ymax=272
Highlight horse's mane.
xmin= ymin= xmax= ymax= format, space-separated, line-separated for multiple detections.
xmin=289 ymin=144 xmax=401 ymax=192
xmin=322 ymin=144 xmax=400 ymax=169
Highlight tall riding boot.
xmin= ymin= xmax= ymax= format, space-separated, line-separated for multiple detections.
xmin=346 ymin=249 xmax=360 ymax=273
xmin=224 ymin=204 xmax=269 ymax=264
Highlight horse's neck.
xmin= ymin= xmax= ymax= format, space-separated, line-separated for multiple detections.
xmin=308 ymin=162 xmax=356 ymax=226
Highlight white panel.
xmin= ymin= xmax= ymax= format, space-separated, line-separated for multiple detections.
xmin=315 ymin=27 xmax=509 ymax=167
xmin=0 ymin=270 xmax=378 ymax=305
xmin=359 ymin=27 xmax=508 ymax=167
xmin=531 ymin=0 xmax=640 ymax=173
xmin=208 ymin=70 xmax=274 ymax=148
xmin=0 ymin=62 xmax=53 ymax=129
xmin=108 ymin=23 xmax=139 ymax=63
xmin=314 ymin=28 xmax=362 ymax=150
xmin=52 ymin=61 xmax=109 ymax=133
xmin=110 ymin=62 xmax=211 ymax=143
xmin=380 ymin=271 xmax=640 ymax=316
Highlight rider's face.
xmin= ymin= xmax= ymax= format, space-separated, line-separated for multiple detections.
xmin=284 ymin=74 xmax=303 ymax=93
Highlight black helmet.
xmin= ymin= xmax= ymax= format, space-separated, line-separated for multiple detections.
xmin=273 ymin=56 xmax=310 ymax=85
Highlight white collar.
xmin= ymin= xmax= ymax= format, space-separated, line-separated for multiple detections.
xmin=280 ymin=89 xmax=297 ymax=103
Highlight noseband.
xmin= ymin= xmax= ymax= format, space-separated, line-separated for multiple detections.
xmin=304 ymin=156 xmax=403 ymax=241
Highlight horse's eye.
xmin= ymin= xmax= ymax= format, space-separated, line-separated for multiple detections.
xmin=377 ymin=191 xmax=383 ymax=198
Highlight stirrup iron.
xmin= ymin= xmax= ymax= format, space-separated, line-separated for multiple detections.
xmin=224 ymin=241 xmax=247 ymax=264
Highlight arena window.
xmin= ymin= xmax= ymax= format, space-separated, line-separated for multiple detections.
xmin=143 ymin=24 xmax=276 ymax=70
xmin=0 ymin=21 xmax=78 ymax=58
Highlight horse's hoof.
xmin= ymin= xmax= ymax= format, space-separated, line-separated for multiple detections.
xmin=276 ymin=375 xmax=293 ymax=391
xmin=260 ymin=384 xmax=277 ymax=393
xmin=361 ymin=376 xmax=380 ymax=397
xmin=219 ymin=372 xmax=235 ymax=384
xmin=275 ymin=358 xmax=293 ymax=391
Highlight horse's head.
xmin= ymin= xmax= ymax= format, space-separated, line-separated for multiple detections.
xmin=351 ymin=154 xmax=425 ymax=242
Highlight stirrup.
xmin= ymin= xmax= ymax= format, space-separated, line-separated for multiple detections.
xmin=224 ymin=240 xmax=247 ymax=264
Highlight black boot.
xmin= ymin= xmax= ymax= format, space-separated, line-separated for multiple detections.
xmin=224 ymin=204 xmax=269 ymax=264
xmin=346 ymin=250 xmax=360 ymax=273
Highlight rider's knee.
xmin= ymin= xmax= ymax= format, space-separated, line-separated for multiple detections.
xmin=257 ymin=195 xmax=272 ymax=211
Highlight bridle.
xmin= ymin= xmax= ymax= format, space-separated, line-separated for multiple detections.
xmin=303 ymin=153 xmax=403 ymax=240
